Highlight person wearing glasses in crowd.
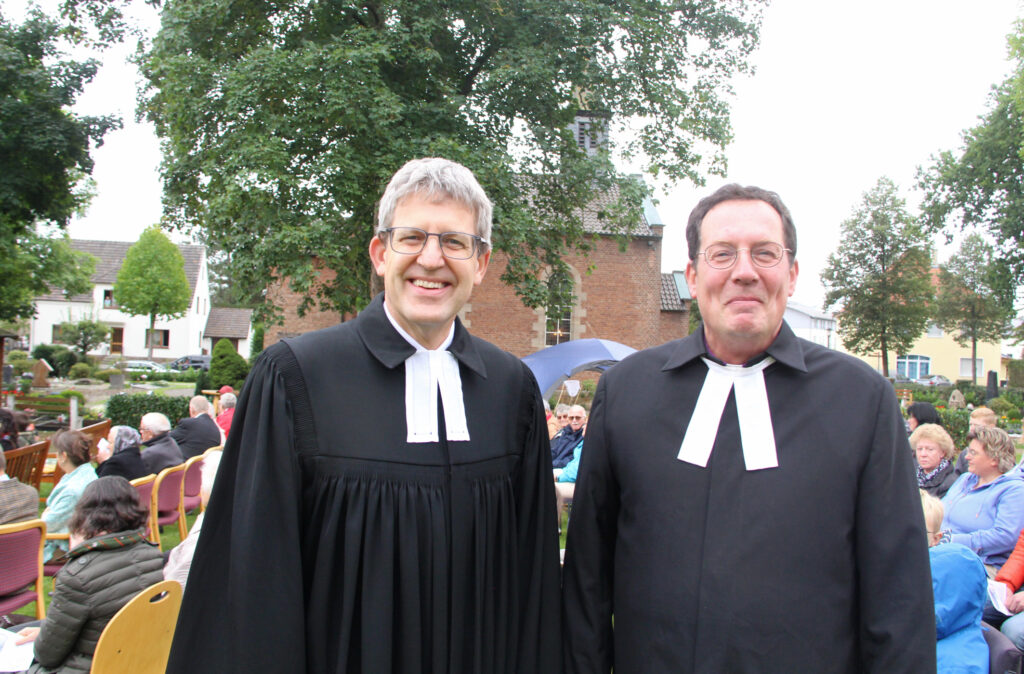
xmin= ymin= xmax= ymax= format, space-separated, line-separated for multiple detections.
xmin=168 ymin=158 xmax=561 ymax=673
xmin=562 ymin=184 xmax=934 ymax=672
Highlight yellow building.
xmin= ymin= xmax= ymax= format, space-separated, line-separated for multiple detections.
xmin=840 ymin=322 xmax=1005 ymax=384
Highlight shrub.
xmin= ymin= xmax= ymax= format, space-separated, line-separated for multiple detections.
xmin=94 ymin=368 xmax=121 ymax=383
xmin=56 ymin=389 xmax=87 ymax=407
xmin=193 ymin=368 xmax=211 ymax=396
xmin=938 ymin=408 xmax=972 ymax=450
xmin=249 ymin=324 xmax=265 ymax=365
xmin=8 ymin=358 xmax=34 ymax=376
xmin=210 ymin=339 xmax=250 ymax=391
xmin=105 ymin=393 xmax=190 ymax=428
xmin=988 ymin=396 xmax=1021 ymax=420
xmin=7 ymin=350 xmax=27 ymax=361
xmin=68 ymin=362 xmax=92 ymax=379
xmin=1008 ymin=360 xmax=1024 ymax=388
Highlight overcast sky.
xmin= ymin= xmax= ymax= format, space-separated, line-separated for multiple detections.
xmin=51 ymin=0 xmax=1022 ymax=309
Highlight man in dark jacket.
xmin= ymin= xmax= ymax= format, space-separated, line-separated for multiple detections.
xmin=139 ymin=413 xmax=184 ymax=474
xmin=170 ymin=396 xmax=223 ymax=459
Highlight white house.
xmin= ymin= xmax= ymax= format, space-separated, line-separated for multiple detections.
xmin=785 ymin=301 xmax=837 ymax=349
xmin=30 ymin=239 xmax=213 ymax=361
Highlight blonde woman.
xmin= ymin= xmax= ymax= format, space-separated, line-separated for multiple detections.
xmin=911 ymin=424 xmax=957 ymax=498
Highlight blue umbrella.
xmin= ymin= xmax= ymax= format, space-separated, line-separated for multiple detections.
xmin=522 ymin=338 xmax=637 ymax=399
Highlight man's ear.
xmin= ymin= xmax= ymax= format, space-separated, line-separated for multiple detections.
xmin=369 ymin=235 xmax=387 ymax=276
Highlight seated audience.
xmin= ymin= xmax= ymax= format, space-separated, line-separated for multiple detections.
xmin=95 ymin=426 xmax=151 ymax=481
xmin=554 ymin=430 xmax=584 ymax=526
xmin=139 ymin=412 xmax=185 ymax=474
xmin=551 ymin=405 xmax=586 ymax=469
xmin=215 ymin=392 xmax=236 ymax=440
xmin=14 ymin=476 xmax=165 ymax=672
xmin=543 ymin=400 xmax=559 ymax=440
xmin=42 ymin=430 xmax=98 ymax=560
xmin=0 ymin=448 xmax=38 ymax=524
xmin=553 ymin=404 xmax=570 ymax=430
xmin=170 ymin=396 xmax=222 ymax=459
xmin=164 ymin=450 xmax=222 ymax=590
xmin=912 ymin=423 xmax=958 ymax=498
xmin=958 ymin=406 xmax=999 ymax=475
xmin=941 ymin=426 xmax=1024 ymax=574
xmin=907 ymin=401 xmax=942 ymax=433
xmin=0 ymin=408 xmax=18 ymax=451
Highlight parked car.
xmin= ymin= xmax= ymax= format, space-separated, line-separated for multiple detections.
xmin=123 ymin=360 xmax=169 ymax=373
xmin=915 ymin=373 xmax=952 ymax=387
xmin=170 ymin=354 xmax=211 ymax=371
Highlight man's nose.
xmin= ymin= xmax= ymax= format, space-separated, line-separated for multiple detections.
xmin=730 ymin=248 xmax=759 ymax=280
xmin=417 ymin=234 xmax=446 ymax=267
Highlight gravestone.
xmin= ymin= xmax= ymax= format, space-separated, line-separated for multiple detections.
xmin=987 ymin=371 xmax=999 ymax=402
xmin=2 ymin=364 xmax=11 ymax=387
xmin=31 ymin=359 xmax=52 ymax=388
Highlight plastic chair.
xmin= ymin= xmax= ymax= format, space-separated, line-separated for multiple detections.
xmin=131 ymin=474 xmax=157 ymax=541
xmin=91 ymin=580 xmax=183 ymax=674
xmin=3 ymin=439 xmax=50 ymax=490
xmin=180 ymin=454 xmax=205 ymax=516
xmin=151 ymin=464 xmax=187 ymax=550
xmin=0 ymin=519 xmax=46 ymax=619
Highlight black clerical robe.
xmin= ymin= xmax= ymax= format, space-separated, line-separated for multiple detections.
xmin=167 ymin=295 xmax=562 ymax=674
xmin=562 ymin=322 xmax=935 ymax=673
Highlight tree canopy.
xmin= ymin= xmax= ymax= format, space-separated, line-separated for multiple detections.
xmin=0 ymin=11 xmax=115 ymax=320
xmin=918 ymin=21 xmax=1024 ymax=289
xmin=57 ymin=318 xmax=110 ymax=359
xmin=934 ymin=233 xmax=1014 ymax=384
xmin=114 ymin=227 xmax=192 ymax=358
xmin=139 ymin=0 xmax=765 ymax=322
xmin=821 ymin=178 xmax=934 ymax=376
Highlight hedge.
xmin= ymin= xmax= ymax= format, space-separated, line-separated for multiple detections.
xmin=105 ymin=393 xmax=190 ymax=428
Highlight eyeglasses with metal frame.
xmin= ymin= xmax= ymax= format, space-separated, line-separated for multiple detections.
xmin=380 ymin=227 xmax=488 ymax=260
xmin=698 ymin=242 xmax=792 ymax=270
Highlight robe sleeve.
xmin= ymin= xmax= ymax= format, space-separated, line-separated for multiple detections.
xmin=514 ymin=366 xmax=564 ymax=673
xmin=854 ymin=384 xmax=936 ymax=671
xmin=166 ymin=347 xmax=307 ymax=673
xmin=561 ymin=376 xmax=617 ymax=674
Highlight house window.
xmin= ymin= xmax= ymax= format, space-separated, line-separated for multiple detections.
xmin=926 ymin=323 xmax=943 ymax=338
xmin=102 ymin=290 xmax=118 ymax=308
xmin=897 ymin=355 xmax=930 ymax=380
xmin=145 ymin=329 xmax=171 ymax=349
xmin=959 ymin=358 xmax=983 ymax=378
xmin=545 ymin=270 xmax=573 ymax=346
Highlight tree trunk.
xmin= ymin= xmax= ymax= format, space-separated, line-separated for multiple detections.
xmin=971 ymin=337 xmax=978 ymax=385
xmin=880 ymin=334 xmax=889 ymax=377
xmin=148 ymin=313 xmax=156 ymax=360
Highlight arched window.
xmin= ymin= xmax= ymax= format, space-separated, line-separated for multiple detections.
xmin=545 ymin=270 xmax=574 ymax=346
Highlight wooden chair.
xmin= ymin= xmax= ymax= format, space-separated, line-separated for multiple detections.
xmin=151 ymin=464 xmax=188 ymax=549
xmin=43 ymin=530 xmax=70 ymax=577
xmin=91 ymin=580 xmax=183 ymax=674
xmin=0 ymin=519 xmax=47 ymax=619
xmin=3 ymin=438 xmax=50 ymax=491
xmin=131 ymin=474 xmax=157 ymax=541
xmin=80 ymin=418 xmax=112 ymax=462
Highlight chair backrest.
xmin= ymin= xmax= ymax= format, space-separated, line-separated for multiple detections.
xmin=0 ymin=519 xmax=46 ymax=618
xmin=3 ymin=439 xmax=51 ymax=489
xmin=181 ymin=455 xmax=204 ymax=500
xmin=130 ymin=474 xmax=157 ymax=542
xmin=91 ymin=580 xmax=183 ymax=674
xmin=153 ymin=464 xmax=186 ymax=513
xmin=79 ymin=418 xmax=112 ymax=461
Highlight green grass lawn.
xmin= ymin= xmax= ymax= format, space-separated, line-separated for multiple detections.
xmin=13 ymin=481 xmax=200 ymax=620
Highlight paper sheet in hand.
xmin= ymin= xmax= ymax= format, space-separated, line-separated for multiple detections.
xmin=988 ymin=579 xmax=1013 ymax=617
xmin=0 ymin=628 xmax=35 ymax=672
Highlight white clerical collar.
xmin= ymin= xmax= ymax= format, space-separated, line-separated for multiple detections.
xmin=677 ymin=356 xmax=778 ymax=471
xmin=383 ymin=302 xmax=470 ymax=443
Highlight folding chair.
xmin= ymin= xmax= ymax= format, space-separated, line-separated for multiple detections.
xmin=0 ymin=519 xmax=46 ymax=619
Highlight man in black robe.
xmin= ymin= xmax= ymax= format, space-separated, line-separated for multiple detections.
xmin=167 ymin=158 xmax=562 ymax=673
xmin=562 ymin=184 xmax=935 ymax=672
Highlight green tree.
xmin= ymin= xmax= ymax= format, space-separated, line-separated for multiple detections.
xmin=114 ymin=227 xmax=192 ymax=359
xmin=209 ymin=338 xmax=250 ymax=391
xmin=57 ymin=319 xmax=109 ymax=360
xmin=821 ymin=178 xmax=934 ymax=376
xmin=933 ymin=233 xmax=1014 ymax=384
xmin=0 ymin=12 xmax=113 ymax=320
xmin=918 ymin=22 xmax=1024 ymax=288
xmin=139 ymin=0 xmax=765 ymax=323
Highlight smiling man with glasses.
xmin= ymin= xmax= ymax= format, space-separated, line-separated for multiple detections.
xmin=563 ymin=184 xmax=934 ymax=672
xmin=169 ymin=158 xmax=561 ymax=674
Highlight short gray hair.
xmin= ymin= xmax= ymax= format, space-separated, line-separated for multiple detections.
xmin=220 ymin=393 xmax=237 ymax=409
xmin=190 ymin=395 xmax=211 ymax=414
xmin=376 ymin=158 xmax=493 ymax=245
xmin=570 ymin=405 xmax=587 ymax=418
xmin=140 ymin=412 xmax=171 ymax=434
